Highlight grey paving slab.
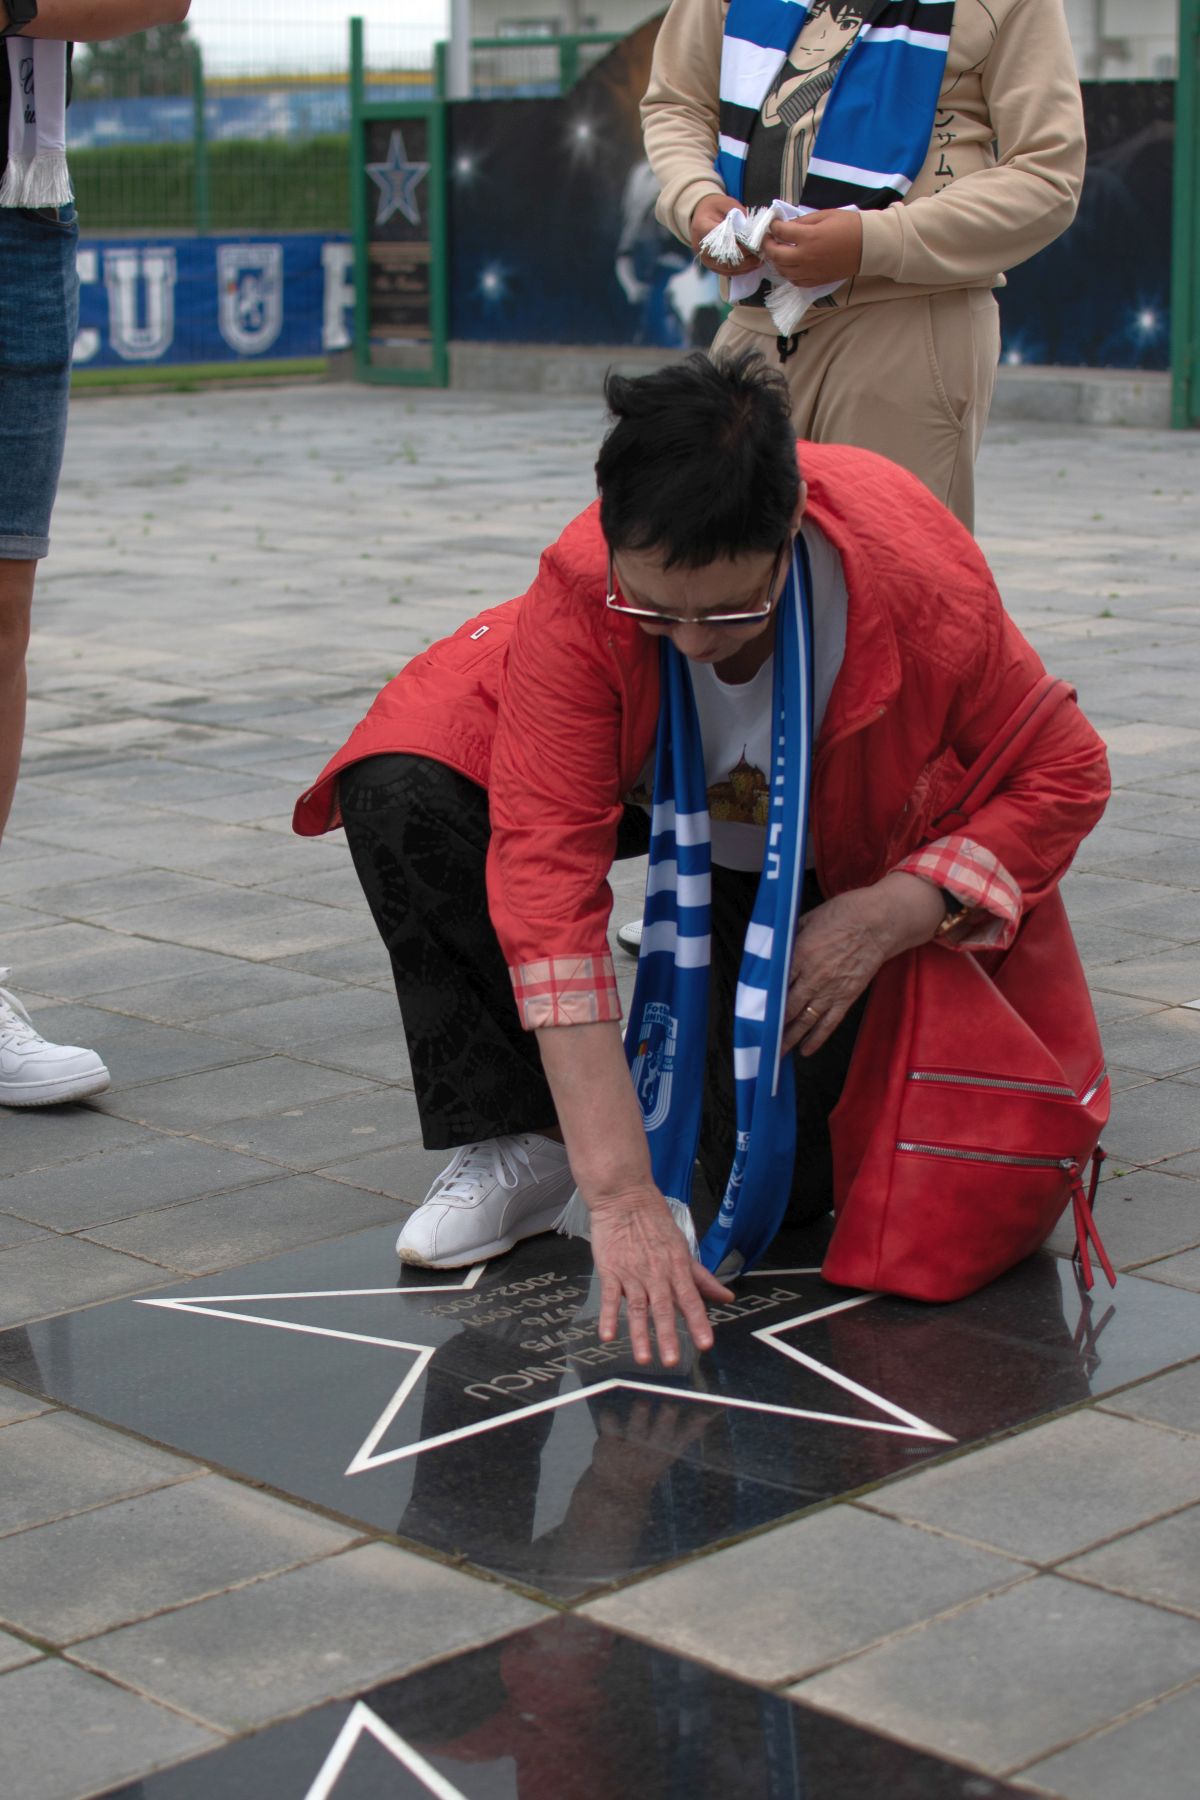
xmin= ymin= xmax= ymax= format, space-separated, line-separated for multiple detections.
xmin=268 ymin=938 xmax=398 ymax=990
xmin=862 ymin=1408 xmax=1200 ymax=1563
xmin=1086 ymin=947 xmax=1200 ymax=1004
xmin=1100 ymin=1362 xmax=1200 ymax=1436
xmin=0 ymin=1212 xmax=52 ymax=1249
xmin=0 ymin=1633 xmax=41 ymax=1674
xmin=196 ymin=982 xmax=400 ymax=1051
xmin=0 ymin=1660 xmax=219 ymax=1800
xmin=0 ymin=1475 xmax=358 ymax=1643
xmin=290 ymin=1023 xmax=411 ymax=1085
xmin=0 ymin=1413 xmax=196 ymax=1537
xmin=101 ymin=890 xmax=367 ymax=962
xmin=1043 ymin=1167 xmax=1200 ymax=1270
xmin=1099 ymin=1006 xmax=1200 ymax=1075
xmin=790 ymin=1576 xmax=1200 ymax=1774
xmin=1059 ymin=1501 xmax=1200 ymax=1616
xmin=69 ymin=1541 xmax=546 ymax=1733
xmin=316 ymin=1138 xmax=450 ymax=1204
xmin=81 ymin=1173 xmax=399 ymax=1275
xmin=1135 ymin=1245 xmax=1200 ymax=1292
xmin=1022 ymin=1679 xmax=1200 ymax=1800
xmin=0 ymin=1384 xmax=53 ymax=1426
xmin=204 ymin=1083 xmax=424 ymax=1170
xmin=0 ymin=1233 xmax=170 ymax=1329
xmin=585 ymin=1505 xmax=1026 ymax=1685
xmin=0 ymin=1136 xmax=280 ymax=1233
xmin=1100 ymin=1078 xmax=1200 ymax=1167
xmin=103 ymin=1056 xmax=377 ymax=1132
xmin=88 ymin=963 xmax=342 ymax=1027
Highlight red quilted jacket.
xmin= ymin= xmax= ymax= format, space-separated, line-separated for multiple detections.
xmin=294 ymin=442 xmax=1109 ymax=997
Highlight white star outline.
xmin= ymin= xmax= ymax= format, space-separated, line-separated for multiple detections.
xmin=365 ymin=128 xmax=430 ymax=228
xmin=304 ymin=1700 xmax=466 ymax=1800
xmin=137 ymin=1266 xmax=953 ymax=1477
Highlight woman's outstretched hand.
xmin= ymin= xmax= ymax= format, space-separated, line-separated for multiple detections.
xmin=589 ymin=1190 xmax=734 ymax=1369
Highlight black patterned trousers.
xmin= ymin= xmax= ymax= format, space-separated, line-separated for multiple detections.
xmin=339 ymin=755 xmax=862 ymax=1221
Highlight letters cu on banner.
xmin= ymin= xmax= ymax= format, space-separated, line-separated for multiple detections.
xmin=73 ymin=234 xmax=355 ymax=368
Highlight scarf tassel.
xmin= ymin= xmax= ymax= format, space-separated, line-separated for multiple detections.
xmin=0 ymin=149 xmax=72 ymax=208
xmin=555 ymin=1188 xmax=701 ymax=1259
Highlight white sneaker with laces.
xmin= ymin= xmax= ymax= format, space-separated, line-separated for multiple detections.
xmin=396 ymin=1133 xmax=575 ymax=1267
xmin=616 ymin=918 xmax=642 ymax=958
xmin=0 ymin=971 xmax=110 ymax=1108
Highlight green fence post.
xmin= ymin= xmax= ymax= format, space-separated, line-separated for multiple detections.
xmin=435 ymin=40 xmax=448 ymax=102
xmin=349 ymin=17 xmax=369 ymax=378
xmin=1172 ymin=0 xmax=1199 ymax=427
xmin=559 ymin=35 xmax=580 ymax=93
xmin=191 ymin=40 xmax=210 ymax=236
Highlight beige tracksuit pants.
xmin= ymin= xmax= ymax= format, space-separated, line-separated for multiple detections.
xmin=713 ymin=287 xmax=1002 ymax=533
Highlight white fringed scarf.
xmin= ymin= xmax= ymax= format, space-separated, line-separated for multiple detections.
xmin=1 ymin=39 xmax=72 ymax=208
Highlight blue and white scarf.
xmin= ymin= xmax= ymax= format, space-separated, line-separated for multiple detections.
xmin=716 ymin=0 xmax=955 ymax=209
xmin=627 ymin=541 xmax=815 ymax=1276
xmin=1 ymin=40 xmax=71 ymax=209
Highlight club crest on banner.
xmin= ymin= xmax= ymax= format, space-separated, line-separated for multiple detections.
xmin=630 ymin=1001 xmax=678 ymax=1132
xmin=217 ymin=243 xmax=284 ymax=355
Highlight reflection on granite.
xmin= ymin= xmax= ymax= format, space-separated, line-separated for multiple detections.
xmin=1 ymin=1228 xmax=1198 ymax=1600
xmin=96 ymin=1615 xmax=1024 ymax=1799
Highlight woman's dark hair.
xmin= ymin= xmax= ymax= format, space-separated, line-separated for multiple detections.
xmin=595 ymin=351 xmax=800 ymax=569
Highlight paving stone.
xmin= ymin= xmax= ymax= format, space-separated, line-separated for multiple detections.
xmin=1100 ymin=1006 xmax=1200 ymax=1075
xmin=1135 ymin=1245 xmax=1200 ymax=1292
xmin=0 ymin=1102 xmax=160 ymax=1178
xmin=290 ymin=1023 xmax=411 ymax=1084
xmin=91 ymin=963 xmax=341 ymax=1027
xmin=0 ymin=1633 xmax=41 ymax=1674
xmin=0 ymin=1413 xmax=195 ymax=1537
xmin=82 ymin=1174 xmax=399 ymax=1275
xmin=0 ymin=1384 xmax=52 ymax=1426
xmin=789 ymin=1576 xmax=1200 ymax=1773
xmin=196 ymin=982 xmax=400 ymax=1050
xmin=0 ymin=1136 xmax=280 ymax=1232
xmin=0 ymin=1213 xmax=51 ymax=1250
xmin=2 ymin=931 xmax=224 ymax=1002
xmin=1044 ymin=1167 xmax=1200 ymax=1269
xmin=20 ymin=1003 xmax=258 ymax=1090
xmin=102 ymin=890 xmax=366 ymax=961
xmin=1101 ymin=1079 xmax=1200 ymax=1167
xmin=0 ymin=1475 xmax=358 ymax=1642
xmin=1099 ymin=1362 xmax=1200 ymax=1436
xmin=585 ymin=1504 xmax=1025 ymax=1684
xmin=316 ymin=1138 xmax=451 ymax=1204
xmin=69 ymin=1541 xmax=546 ymax=1732
xmin=0 ymin=1660 xmax=219 ymax=1800
xmin=206 ymin=1083 xmax=424 ymax=1169
xmin=1021 ymin=1678 xmax=1200 ymax=1800
xmin=22 ymin=868 xmax=215 ymax=921
xmin=103 ymin=1056 xmax=377 ymax=1131
xmin=1060 ymin=1502 xmax=1200 ymax=1616
xmin=0 ymin=1233 xmax=170 ymax=1329
xmin=863 ymin=1408 xmax=1200 ymax=1563
xmin=1087 ymin=948 xmax=1200 ymax=1005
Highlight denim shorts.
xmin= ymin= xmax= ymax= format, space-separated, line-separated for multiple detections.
xmin=0 ymin=203 xmax=79 ymax=560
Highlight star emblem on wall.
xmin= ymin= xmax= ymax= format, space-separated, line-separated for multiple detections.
xmin=365 ymin=128 xmax=430 ymax=228
xmin=137 ymin=1265 xmax=953 ymax=1477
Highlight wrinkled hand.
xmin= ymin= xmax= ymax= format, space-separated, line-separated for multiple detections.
xmin=764 ymin=208 xmax=862 ymax=286
xmin=590 ymin=1190 xmax=734 ymax=1368
xmin=784 ymin=875 xmax=947 ymax=1057
xmin=690 ymin=192 xmax=763 ymax=276
xmin=591 ymin=1396 xmax=718 ymax=1492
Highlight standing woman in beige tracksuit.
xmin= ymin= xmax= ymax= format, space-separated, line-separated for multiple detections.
xmin=641 ymin=0 xmax=1086 ymax=532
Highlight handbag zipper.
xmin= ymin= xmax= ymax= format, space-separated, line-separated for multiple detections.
xmin=907 ymin=1070 xmax=1075 ymax=1099
xmin=896 ymin=1142 xmax=1076 ymax=1171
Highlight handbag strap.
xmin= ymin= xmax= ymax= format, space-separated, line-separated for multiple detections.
xmin=932 ymin=675 xmax=1076 ymax=833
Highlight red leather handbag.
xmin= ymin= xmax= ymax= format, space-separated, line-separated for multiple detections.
xmin=822 ymin=676 xmax=1115 ymax=1304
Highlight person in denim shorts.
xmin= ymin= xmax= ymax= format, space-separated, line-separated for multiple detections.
xmin=0 ymin=0 xmax=190 ymax=1106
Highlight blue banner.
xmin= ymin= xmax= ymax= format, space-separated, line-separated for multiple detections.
xmin=74 ymin=232 xmax=353 ymax=369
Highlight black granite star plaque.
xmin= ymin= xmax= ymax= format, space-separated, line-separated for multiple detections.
xmin=94 ymin=1615 xmax=1028 ymax=1800
xmin=2 ymin=1228 xmax=1198 ymax=1600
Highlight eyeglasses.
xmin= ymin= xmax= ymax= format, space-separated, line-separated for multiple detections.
xmin=605 ymin=540 xmax=789 ymax=629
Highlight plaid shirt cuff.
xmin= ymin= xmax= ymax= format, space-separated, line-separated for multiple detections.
xmin=892 ymin=834 xmax=1023 ymax=951
xmin=511 ymin=953 xmax=623 ymax=1029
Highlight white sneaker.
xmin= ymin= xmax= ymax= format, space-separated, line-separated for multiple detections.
xmin=396 ymin=1133 xmax=575 ymax=1267
xmin=0 ymin=971 xmax=110 ymax=1108
xmin=616 ymin=918 xmax=642 ymax=957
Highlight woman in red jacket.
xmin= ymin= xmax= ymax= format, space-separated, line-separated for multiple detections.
xmin=295 ymin=354 xmax=1109 ymax=1368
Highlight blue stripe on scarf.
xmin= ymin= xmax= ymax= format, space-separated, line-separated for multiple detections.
xmin=624 ymin=543 xmax=815 ymax=1274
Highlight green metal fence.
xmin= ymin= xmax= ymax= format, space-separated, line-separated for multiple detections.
xmin=1173 ymin=0 xmax=1199 ymax=427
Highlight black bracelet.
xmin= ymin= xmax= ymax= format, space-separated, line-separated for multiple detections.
xmin=1 ymin=0 xmax=39 ymax=37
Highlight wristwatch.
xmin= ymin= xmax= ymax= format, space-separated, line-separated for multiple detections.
xmin=1 ymin=2 xmax=40 ymax=36
xmin=934 ymin=886 xmax=970 ymax=940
